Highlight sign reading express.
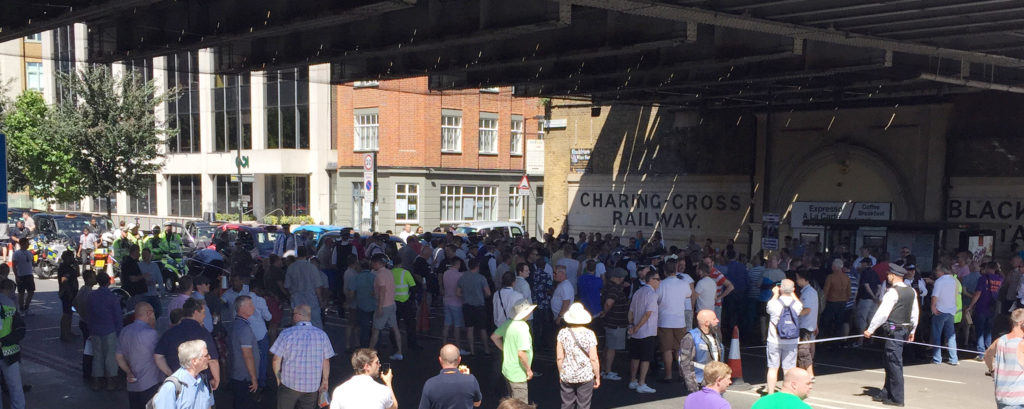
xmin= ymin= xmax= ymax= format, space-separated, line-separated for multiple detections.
xmin=574 ymin=191 xmax=744 ymax=229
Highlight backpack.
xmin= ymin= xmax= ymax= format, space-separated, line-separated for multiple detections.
xmin=777 ymin=299 xmax=800 ymax=340
xmin=145 ymin=376 xmax=184 ymax=409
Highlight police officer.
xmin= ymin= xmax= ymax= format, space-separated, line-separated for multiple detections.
xmin=392 ymin=258 xmax=420 ymax=351
xmin=0 ymin=279 xmax=26 ymax=409
xmin=863 ymin=263 xmax=919 ymax=407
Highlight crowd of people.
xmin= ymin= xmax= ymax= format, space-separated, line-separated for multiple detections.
xmin=2 ymin=220 xmax=1024 ymax=409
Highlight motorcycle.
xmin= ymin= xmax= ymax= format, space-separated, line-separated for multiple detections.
xmin=33 ymin=239 xmax=69 ymax=279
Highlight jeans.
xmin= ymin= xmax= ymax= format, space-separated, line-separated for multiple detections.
xmin=976 ymin=312 xmax=995 ymax=354
xmin=357 ymin=309 xmax=374 ymax=348
xmin=931 ymin=312 xmax=958 ymax=364
xmin=257 ymin=336 xmax=270 ymax=387
xmin=0 ymin=360 xmax=25 ymax=409
xmin=91 ymin=333 xmax=119 ymax=377
xmin=231 ymin=379 xmax=257 ymax=409
xmin=276 ymin=385 xmax=317 ymax=409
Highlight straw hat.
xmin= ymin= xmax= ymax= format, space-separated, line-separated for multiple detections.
xmin=512 ymin=299 xmax=538 ymax=321
xmin=562 ymin=302 xmax=592 ymax=325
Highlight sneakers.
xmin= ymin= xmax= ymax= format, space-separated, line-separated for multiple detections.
xmin=628 ymin=380 xmax=638 ymax=390
xmin=636 ymin=384 xmax=657 ymax=394
xmin=602 ymin=372 xmax=622 ymax=381
xmin=389 ymin=353 xmax=404 ymax=361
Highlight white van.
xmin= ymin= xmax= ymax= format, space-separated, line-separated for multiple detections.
xmin=455 ymin=221 xmax=525 ymax=238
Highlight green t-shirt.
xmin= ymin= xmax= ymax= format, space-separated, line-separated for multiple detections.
xmin=495 ymin=320 xmax=533 ymax=383
xmin=751 ymin=392 xmax=811 ymax=409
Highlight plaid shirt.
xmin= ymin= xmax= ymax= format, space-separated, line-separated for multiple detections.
xmin=269 ymin=321 xmax=335 ymax=393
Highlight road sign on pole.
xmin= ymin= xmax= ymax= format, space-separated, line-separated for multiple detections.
xmin=518 ymin=175 xmax=531 ymax=194
xmin=363 ymin=153 xmax=375 ymax=202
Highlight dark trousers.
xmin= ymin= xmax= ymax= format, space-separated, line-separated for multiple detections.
xmin=396 ymin=299 xmax=418 ymax=348
xmin=127 ymin=383 xmax=160 ymax=409
xmin=232 ymin=379 xmax=258 ymax=409
xmin=821 ymin=302 xmax=847 ymax=338
xmin=533 ymin=308 xmax=553 ymax=349
xmin=277 ymin=385 xmax=317 ymax=409
xmin=882 ymin=326 xmax=909 ymax=404
xmin=721 ymin=294 xmax=744 ymax=341
xmin=560 ymin=379 xmax=594 ymax=409
xmin=80 ymin=320 xmax=91 ymax=379
xmin=257 ymin=336 xmax=270 ymax=387
xmin=357 ymin=309 xmax=374 ymax=347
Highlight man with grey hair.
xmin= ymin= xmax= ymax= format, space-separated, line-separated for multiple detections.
xmin=150 ymin=339 xmax=213 ymax=409
xmin=271 ymin=304 xmax=336 ymax=409
xmin=765 ymin=279 xmax=803 ymax=395
xmin=230 ymin=295 xmax=260 ymax=408
xmin=931 ymin=264 xmax=960 ymax=366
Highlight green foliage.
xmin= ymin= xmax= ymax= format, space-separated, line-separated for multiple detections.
xmin=51 ymin=66 xmax=173 ymax=216
xmin=1 ymin=91 xmax=86 ymax=202
xmin=263 ymin=215 xmax=315 ymax=226
xmin=215 ymin=212 xmax=256 ymax=222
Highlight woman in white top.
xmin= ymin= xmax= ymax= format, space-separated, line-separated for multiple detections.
xmin=556 ymin=303 xmax=601 ymax=409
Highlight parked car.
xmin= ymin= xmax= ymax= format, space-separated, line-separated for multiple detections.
xmin=454 ymin=221 xmax=525 ymax=238
xmin=292 ymin=225 xmax=347 ymax=249
xmin=214 ymin=224 xmax=277 ymax=260
xmin=184 ymin=220 xmax=223 ymax=251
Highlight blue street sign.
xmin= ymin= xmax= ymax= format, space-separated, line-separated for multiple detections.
xmin=365 ymin=180 xmax=373 ymax=191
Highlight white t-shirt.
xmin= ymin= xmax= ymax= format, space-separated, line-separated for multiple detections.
xmin=330 ymin=374 xmax=393 ymax=409
xmin=932 ymin=274 xmax=958 ymax=314
xmin=798 ymin=285 xmax=818 ymax=331
xmin=695 ymin=277 xmax=717 ymax=312
xmin=766 ymin=295 xmax=803 ymax=345
xmin=656 ymin=275 xmax=692 ymax=328
xmin=551 ymin=280 xmax=575 ymax=318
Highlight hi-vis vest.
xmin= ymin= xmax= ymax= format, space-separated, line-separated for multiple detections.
xmin=0 ymin=303 xmax=19 ymax=358
xmin=392 ymin=268 xmax=415 ymax=303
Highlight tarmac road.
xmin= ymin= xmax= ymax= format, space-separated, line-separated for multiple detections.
xmin=17 ymin=276 xmax=997 ymax=409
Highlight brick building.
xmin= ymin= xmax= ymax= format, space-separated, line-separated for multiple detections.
xmin=335 ymin=78 xmax=545 ymax=233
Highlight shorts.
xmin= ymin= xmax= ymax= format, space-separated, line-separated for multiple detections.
xmin=463 ymin=304 xmax=487 ymax=329
xmin=797 ymin=330 xmax=816 ymax=369
xmin=604 ymin=327 xmax=626 ymax=351
xmin=16 ymin=275 xmax=34 ymax=293
xmin=373 ymin=305 xmax=397 ymax=330
xmin=767 ymin=342 xmax=798 ymax=370
xmin=657 ymin=327 xmax=687 ymax=352
xmin=628 ymin=336 xmax=656 ymax=361
xmin=444 ymin=304 xmax=465 ymax=327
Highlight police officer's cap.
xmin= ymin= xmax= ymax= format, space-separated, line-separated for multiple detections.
xmin=888 ymin=264 xmax=908 ymax=277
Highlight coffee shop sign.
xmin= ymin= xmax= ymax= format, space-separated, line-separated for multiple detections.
xmin=790 ymin=201 xmax=891 ymax=228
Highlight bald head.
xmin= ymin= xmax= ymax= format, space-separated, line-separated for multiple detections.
xmin=696 ymin=309 xmax=720 ymax=333
xmin=293 ymin=304 xmax=312 ymax=320
xmin=439 ymin=344 xmax=461 ymax=368
xmin=782 ymin=367 xmax=813 ymax=399
xmin=134 ymin=302 xmax=156 ymax=327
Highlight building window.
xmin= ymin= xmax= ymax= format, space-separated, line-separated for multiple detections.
xmin=129 ymin=176 xmax=157 ymax=215
xmin=213 ymin=74 xmax=252 ymax=152
xmin=265 ymin=175 xmax=309 ymax=216
xmin=25 ymin=33 xmax=42 ymax=42
xmin=124 ymin=58 xmax=153 ymax=85
xmin=441 ymin=110 xmax=462 ymax=153
xmin=56 ymin=201 xmax=81 ymax=212
xmin=508 ymin=186 xmax=523 ymax=222
xmin=440 ymin=185 xmax=497 ymax=223
xmin=52 ymin=25 xmax=75 ymax=104
xmin=25 ymin=62 xmax=43 ymax=92
xmin=169 ymin=175 xmax=202 ymax=217
xmin=395 ymin=184 xmax=419 ymax=222
xmin=92 ymin=195 xmax=117 ymax=214
xmin=480 ymin=87 xmax=500 ymax=94
xmin=353 ymin=81 xmax=379 ymax=88
xmin=166 ymin=51 xmax=201 ymax=153
xmin=265 ymin=67 xmax=309 ymax=149
xmin=478 ymin=112 xmax=498 ymax=154
xmin=510 ymin=115 xmax=524 ymax=156
xmin=215 ymin=175 xmax=253 ymax=215
xmin=354 ymin=108 xmax=379 ymax=151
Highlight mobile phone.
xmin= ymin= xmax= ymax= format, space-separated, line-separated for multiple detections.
xmin=381 ymin=363 xmax=391 ymax=375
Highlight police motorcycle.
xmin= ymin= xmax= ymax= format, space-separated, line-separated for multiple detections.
xmin=32 ymin=237 xmax=71 ymax=279
xmin=150 ymin=222 xmax=190 ymax=292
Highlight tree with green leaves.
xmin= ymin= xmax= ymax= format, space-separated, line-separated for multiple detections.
xmin=48 ymin=65 xmax=173 ymax=217
xmin=1 ymin=90 xmax=87 ymax=203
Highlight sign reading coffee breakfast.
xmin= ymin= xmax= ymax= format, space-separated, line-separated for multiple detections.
xmin=567 ymin=177 xmax=750 ymax=243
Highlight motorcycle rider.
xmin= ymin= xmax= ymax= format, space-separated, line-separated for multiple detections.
xmin=125 ymin=223 xmax=142 ymax=247
xmin=112 ymin=229 xmax=132 ymax=268
xmin=155 ymin=223 xmax=186 ymax=281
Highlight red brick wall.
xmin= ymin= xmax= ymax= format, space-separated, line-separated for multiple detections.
xmin=336 ymin=77 xmax=544 ymax=170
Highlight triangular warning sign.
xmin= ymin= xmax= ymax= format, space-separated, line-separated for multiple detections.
xmin=518 ymin=175 xmax=531 ymax=191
